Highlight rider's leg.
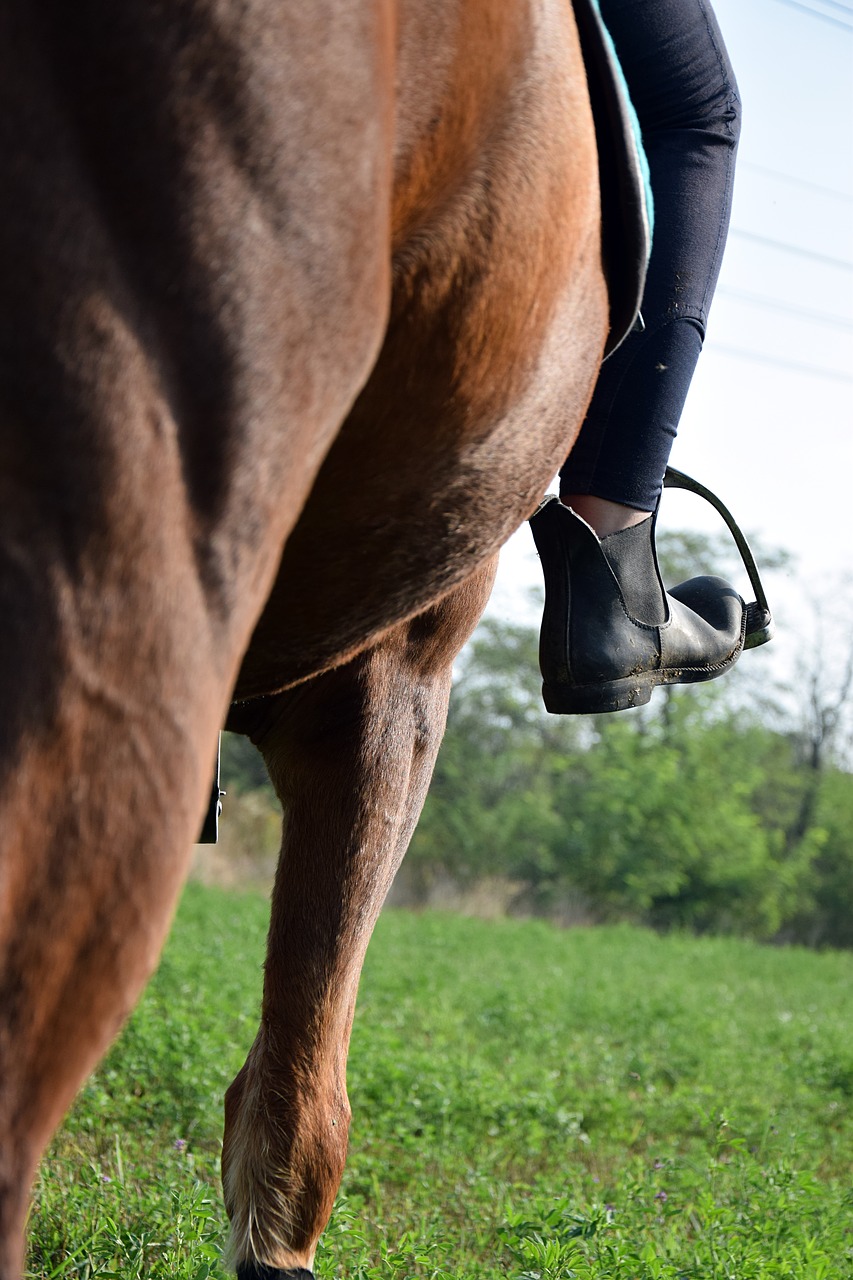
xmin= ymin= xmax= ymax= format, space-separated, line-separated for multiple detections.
xmin=561 ymin=0 xmax=741 ymax=526
xmin=531 ymin=0 xmax=756 ymax=714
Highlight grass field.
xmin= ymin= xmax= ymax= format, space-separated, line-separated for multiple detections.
xmin=26 ymin=884 xmax=853 ymax=1278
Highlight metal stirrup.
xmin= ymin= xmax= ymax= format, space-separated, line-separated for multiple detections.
xmin=663 ymin=466 xmax=775 ymax=649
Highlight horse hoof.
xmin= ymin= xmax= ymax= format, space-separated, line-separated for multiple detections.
xmin=235 ymin=1265 xmax=315 ymax=1280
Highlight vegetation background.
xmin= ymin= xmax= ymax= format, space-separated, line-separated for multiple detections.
xmin=27 ymin=889 xmax=853 ymax=1278
xmin=28 ymin=531 xmax=853 ymax=1277
xmin=208 ymin=531 xmax=853 ymax=951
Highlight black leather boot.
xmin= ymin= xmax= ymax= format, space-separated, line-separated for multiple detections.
xmin=529 ymin=468 xmax=773 ymax=715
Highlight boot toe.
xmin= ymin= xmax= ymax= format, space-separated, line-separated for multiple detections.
xmin=663 ymin=575 xmax=745 ymax=673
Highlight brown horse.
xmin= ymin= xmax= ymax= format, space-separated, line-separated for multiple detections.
xmin=0 ymin=1 xmax=608 ymax=1275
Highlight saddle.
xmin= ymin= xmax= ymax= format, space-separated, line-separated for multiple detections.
xmin=574 ymin=0 xmax=653 ymax=356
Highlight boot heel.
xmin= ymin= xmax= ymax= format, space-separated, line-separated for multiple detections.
xmin=543 ymin=677 xmax=653 ymax=715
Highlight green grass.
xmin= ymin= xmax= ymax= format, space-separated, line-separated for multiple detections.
xmin=26 ymin=884 xmax=853 ymax=1278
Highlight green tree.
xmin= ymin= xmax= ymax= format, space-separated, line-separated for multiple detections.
xmin=552 ymin=693 xmax=813 ymax=938
xmin=413 ymin=583 xmax=851 ymax=945
xmin=408 ymin=619 xmax=577 ymax=888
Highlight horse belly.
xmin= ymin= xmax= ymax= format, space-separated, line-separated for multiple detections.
xmin=234 ymin=0 xmax=608 ymax=699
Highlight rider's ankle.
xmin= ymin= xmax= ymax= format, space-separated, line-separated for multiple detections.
xmin=560 ymin=492 xmax=652 ymax=538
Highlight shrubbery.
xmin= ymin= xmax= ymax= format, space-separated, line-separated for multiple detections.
xmin=216 ymin=572 xmax=853 ymax=948
xmin=408 ymin=615 xmax=853 ymax=946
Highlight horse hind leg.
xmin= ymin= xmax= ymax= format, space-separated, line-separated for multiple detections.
xmin=222 ymin=561 xmax=497 ymax=1276
xmin=0 ymin=560 xmax=232 ymax=1279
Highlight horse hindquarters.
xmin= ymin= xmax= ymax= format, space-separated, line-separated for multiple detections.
xmin=234 ymin=0 xmax=607 ymax=701
xmin=222 ymin=562 xmax=497 ymax=1274
xmin=0 ymin=3 xmax=398 ymax=1272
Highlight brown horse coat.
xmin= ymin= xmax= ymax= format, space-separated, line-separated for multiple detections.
xmin=0 ymin=1 xmax=607 ymax=1274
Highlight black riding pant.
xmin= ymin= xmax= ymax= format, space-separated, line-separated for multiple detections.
xmin=559 ymin=0 xmax=741 ymax=511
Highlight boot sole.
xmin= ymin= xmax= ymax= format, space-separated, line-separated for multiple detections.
xmin=542 ymin=653 xmax=740 ymax=715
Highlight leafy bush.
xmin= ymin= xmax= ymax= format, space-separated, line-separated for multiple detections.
xmin=409 ymin=617 xmax=853 ymax=944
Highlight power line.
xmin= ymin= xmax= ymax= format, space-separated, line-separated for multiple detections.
xmin=718 ymin=286 xmax=853 ymax=332
xmin=714 ymin=343 xmax=853 ymax=384
xmin=803 ymin=0 xmax=853 ymax=15
xmin=740 ymin=162 xmax=853 ymax=205
xmin=772 ymin=0 xmax=853 ymax=28
xmin=730 ymin=228 xmax=853 ymax=272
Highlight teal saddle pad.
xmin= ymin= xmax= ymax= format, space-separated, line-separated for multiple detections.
xmin=574 ymin=0 xmax=653 ymax=355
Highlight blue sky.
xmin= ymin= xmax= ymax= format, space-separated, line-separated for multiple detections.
xmin=491 ymin=0 xmax=853 ymax=689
